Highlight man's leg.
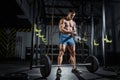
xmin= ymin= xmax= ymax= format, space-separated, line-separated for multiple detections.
xmin=68 ymin=45 xmax=82 ymax=73
xmin=57 ymin=44 xmax=66 ymax=75
xmin=67 ymin=45 xmax=76 ymax=69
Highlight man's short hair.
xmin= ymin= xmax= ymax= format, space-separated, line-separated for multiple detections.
xmin=68 ymin=9 xmax=75 ymax=14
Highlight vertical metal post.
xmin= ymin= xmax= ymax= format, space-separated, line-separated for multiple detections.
xmin=47 ymin=25 xmax=50 ymax=55
xmin=35 ymin=0 xmax=41 ymax=65
xmin=91 ymin=3 xmax=94 ymax=55
xmin=51 ymin=0 xmax=54 ymax=63
xmin=102 ymin=0 xmax=106 ymax=68
xmin=30 ymin=0 xmax=36 ymax=69
xmin=35 ymin=18 xmax=39 ymax=65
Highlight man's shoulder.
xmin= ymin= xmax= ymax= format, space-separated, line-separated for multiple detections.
xmin=59 ymin=18 xmax=66 ymax=23
xmin=60 ymin=18 xmax=65 ymax=21
xmin=72 ymin=20 xmax=76 ymax=24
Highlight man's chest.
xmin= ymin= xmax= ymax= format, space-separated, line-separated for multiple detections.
xmin=64 ymin=20 xmax=74 ymax=27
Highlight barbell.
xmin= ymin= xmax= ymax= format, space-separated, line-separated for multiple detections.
xmin=38 ymin=55 xmax=99 ymax=78
xmin=33 ymin=35 xmax=99 ymax=77
xmin=33 ymin=26 xmax=100 ymax=77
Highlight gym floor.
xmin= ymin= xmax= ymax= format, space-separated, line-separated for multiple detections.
xmin=0 ymin=60 xmax=120 ymax=80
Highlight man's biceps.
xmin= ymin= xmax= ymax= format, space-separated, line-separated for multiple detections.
xmin=60 ymin=24 xmax=65 ymax=27
xmin=60 ymin=20 xmax=65 ymax=24
xmin=60 ymin=22 xmax=65 ymax=25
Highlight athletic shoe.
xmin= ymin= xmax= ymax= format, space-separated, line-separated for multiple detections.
xmin=56 ymin=68 xmax=62 ymax=76
xmin=72 ymin=68 xmax=82 ymax=74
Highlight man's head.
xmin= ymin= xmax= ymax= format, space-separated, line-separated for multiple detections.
xmin=67 ymin=9 xmax=75 ymax=20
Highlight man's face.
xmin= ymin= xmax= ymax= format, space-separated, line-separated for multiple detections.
xmin=68 ymin=12 xmax=75 ymax=20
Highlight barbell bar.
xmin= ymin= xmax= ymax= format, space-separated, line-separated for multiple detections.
xmin=52 ymin=63 xmax=91 ymax=67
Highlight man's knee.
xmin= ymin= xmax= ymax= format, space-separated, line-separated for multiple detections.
xmin=70 ymin=50 xmax=76 ymax=57
xmin=58 ymin=49 xmax=65 ymax=57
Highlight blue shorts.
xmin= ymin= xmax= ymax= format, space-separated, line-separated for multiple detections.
xmin=59 ymin=33 xmax=75 ymax=46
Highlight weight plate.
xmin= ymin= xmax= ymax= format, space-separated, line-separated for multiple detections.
xmin=40 ymin=55 xmax=51 ymax=78
xmin=85 ymin=56 xmax=99 ymax=73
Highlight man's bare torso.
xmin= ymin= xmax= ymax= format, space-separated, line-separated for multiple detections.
xmin=59 ymin=18 xmax=76 ymax=35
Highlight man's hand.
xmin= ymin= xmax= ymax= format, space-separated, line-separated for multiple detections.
xmin=71 ymin=31 xmax=77 ymax=36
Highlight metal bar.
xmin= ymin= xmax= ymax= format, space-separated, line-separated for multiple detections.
xmin=51 ymin=0 xmax=55 ymax=63
xmin=102 ymin=0 xmax=106 ymax=68
xmin=30 ymin=0 xmax=36 ymax=70
xmin=35 ymin=18 xmax=39 ymax=65
xmin=91 ymin=3 xmax=94 ymax=55
xmin=52 ymin=63 xmax=91 ymax=67
xmin=32 ymin=65 xmax=45 ymax=68
xmin=77 ymin=63 xmax=91 ymax=66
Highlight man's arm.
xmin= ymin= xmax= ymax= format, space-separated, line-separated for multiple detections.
xmin=59 ymin=19 xmax=73 ymax=34
xmin=72 ymin=22 xmax=78 ymax=36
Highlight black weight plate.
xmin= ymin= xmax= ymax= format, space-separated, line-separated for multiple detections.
xmin=85 ymin=56 xmax=99 ymax=73
xmin=40 ymin=55 xmax=51 ymax=78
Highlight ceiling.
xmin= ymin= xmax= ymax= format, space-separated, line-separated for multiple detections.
xmin=0 ymin=0 xmax=119 ymax=28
